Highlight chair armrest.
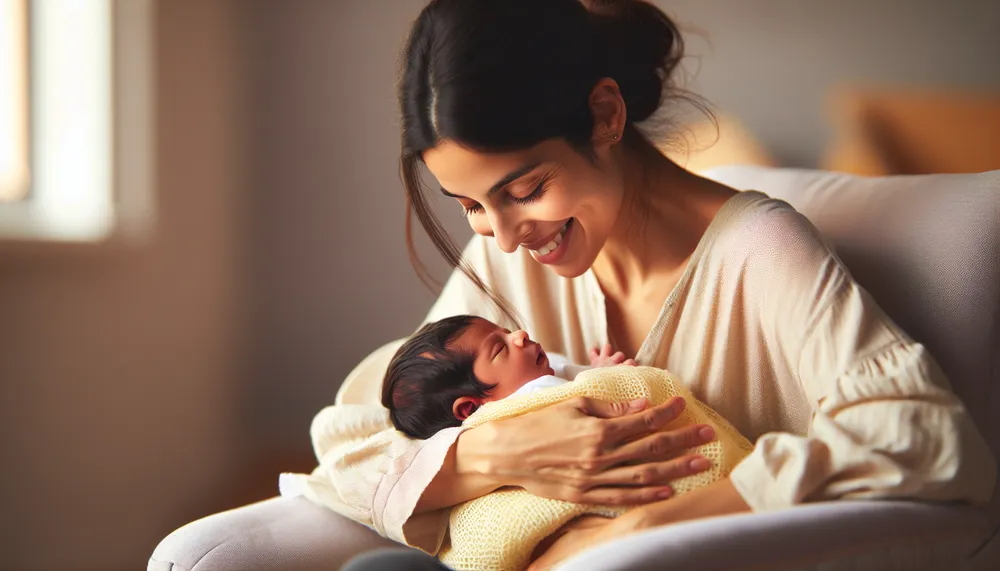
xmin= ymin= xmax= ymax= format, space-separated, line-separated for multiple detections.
xmin=557 ymin=501 xmax=993 ymax=571
xmin=148 ymin=497 xmax=395 ymax=571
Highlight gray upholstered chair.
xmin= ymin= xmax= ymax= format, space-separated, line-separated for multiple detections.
xmin=149 ymin=166 xmax=1000 ymax=571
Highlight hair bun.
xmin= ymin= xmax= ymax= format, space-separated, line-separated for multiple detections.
xmin=583 ymin=0 xmax=684 ymax=122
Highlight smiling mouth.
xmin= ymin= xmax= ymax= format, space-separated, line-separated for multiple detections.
xmin=526 ymin=219 xmax=572 ymax=256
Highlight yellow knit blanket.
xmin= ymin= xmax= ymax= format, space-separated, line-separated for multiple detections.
xmin=438 ymin=366 xmax=754 ymax=571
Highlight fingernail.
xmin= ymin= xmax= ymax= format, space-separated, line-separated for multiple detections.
xmin=629 ymin=398 xmax=647 ymax=411
xmin=657 ymin=487 xmax=674 ymax=499
xmin=690 ymin=458 xmax=710 ymax=471
xmin=699 ymin=426 xmax=715 ymax=440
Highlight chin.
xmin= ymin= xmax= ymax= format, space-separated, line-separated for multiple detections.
xmin=549 ymin=262 xmax=589 ymax=279
xmin=549 ymin=247 xmax=600 ymax=279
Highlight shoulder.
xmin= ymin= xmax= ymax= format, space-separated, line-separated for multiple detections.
xmin=711 ymin=191 xmax=842 ymax=278
xmin=716 ymin=192 xmax=827 ymax=253
xmin=702 ymin=191 xmax=852 ymax=318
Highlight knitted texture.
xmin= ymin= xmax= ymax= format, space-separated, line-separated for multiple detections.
xmin=438 ymin=366 xmax=754 ymax=571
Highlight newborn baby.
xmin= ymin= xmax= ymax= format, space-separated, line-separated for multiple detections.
xmin=381 ymin=314 xmax=753 ymax=571
xmin=382 ymin=314 xmax=634 ymax=439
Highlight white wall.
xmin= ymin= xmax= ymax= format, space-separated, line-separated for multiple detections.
xmin=0 ymin=1 xmax=252 ymax=569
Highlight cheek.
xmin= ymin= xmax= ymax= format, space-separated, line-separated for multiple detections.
xmin=469 ymin=216 xmax=493 ymax=237
xmin=563 ymin=173 xmax=622 ymax=231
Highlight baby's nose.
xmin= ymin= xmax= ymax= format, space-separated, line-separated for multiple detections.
xmin=510 ymin=330 xmax=530 ymax=348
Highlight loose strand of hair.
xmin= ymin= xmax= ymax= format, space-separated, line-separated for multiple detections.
xmin=401 ymin=154 xmax=523 ymax=328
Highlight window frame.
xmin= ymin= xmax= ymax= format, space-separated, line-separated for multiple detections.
xmin=0 ymin=0 xmax=30 ymax=203
xmin=0 ymin=0 xmax=154 ymax=247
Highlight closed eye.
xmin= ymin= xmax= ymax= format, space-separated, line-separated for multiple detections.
xmin=461 ymin=177 xmax=550 ymax=217
xmin=508 ymin=178 xmax=548 ymax=206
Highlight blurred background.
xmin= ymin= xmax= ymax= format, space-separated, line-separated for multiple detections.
xmin=0 ymin=0 xmax=997 ymax=569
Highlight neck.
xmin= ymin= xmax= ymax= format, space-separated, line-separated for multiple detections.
xmin=591 ymin=140 xmax=733 ymax=298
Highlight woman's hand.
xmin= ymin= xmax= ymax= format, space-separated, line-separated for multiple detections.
xmin=588 ymin=343 xmax=637 ymax=367
xmin=456 ymin=395 xmax=716 ymax=506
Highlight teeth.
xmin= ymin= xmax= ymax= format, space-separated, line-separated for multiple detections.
xmin=530 ymin=220 xmax=571 ymax=256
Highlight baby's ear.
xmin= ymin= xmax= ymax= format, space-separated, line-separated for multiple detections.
xmin=453 ymin=397 xmax=482 ymax=421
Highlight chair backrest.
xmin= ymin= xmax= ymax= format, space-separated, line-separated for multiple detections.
xmin=706 ymin=165 xmax=1000 ymax=521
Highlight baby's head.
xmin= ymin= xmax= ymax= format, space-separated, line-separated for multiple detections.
xmin=382 ymin=315 xmax=554 ymax=439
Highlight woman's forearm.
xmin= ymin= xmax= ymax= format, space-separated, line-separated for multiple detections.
xmin=620 ymin=478 xmax=751 ymax=531
xmin=414 ymin=428 xmax=502 ymax=513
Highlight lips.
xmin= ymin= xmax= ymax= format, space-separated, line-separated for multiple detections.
xmin=524 ymin=219 xmax=572 ymax=252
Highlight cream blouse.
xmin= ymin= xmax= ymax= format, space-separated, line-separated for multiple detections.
xmin=292 ymin=190 xmax=996 ymax=554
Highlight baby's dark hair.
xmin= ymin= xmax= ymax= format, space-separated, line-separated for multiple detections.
xmin=382 ymin=315 xmax=496 ymax=439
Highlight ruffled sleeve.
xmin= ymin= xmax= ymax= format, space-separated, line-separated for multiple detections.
xmin=728 ymin=205 xmax=996 ymax=510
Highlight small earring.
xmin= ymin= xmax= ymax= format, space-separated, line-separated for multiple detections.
xmin=612 ymin=133 xmax=620 ymax=141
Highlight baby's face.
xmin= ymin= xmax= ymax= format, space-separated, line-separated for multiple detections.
xmin=453 ymin=318 xmax=555 ymax=401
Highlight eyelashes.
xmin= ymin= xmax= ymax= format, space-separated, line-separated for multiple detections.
xmin=462 ymin=176 xmax=551 ymax=216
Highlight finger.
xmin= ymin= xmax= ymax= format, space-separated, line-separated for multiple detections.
xmin=589 ymin=347 xmax=600 ymax=359
xmin=589 ymin=454 xmax=712 ymax=488
xmin=602 ymin=397 xmax=687 ymax=443
xmin=604 ymin=423 xmax=716 ymax=467
xmin=602 ymin=343 xmax=613 ymax=357
xmin=623 ymin=359 xmax=636 ymax=366
xmin=610 ymin=351 xmax=625 ymax=363
xmin=573 ymin=396 xmax=649 ymax=419
xmin=576 ymin=484 xmax=675 ymax=506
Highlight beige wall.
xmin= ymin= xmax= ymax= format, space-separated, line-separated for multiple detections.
xmin=670 ymin=0 xmax=1000 ymax=166
xmin=246 ymin=0 xmax=453 ymax=456
xmin=0 ymin=1 xmax=251 ymax=569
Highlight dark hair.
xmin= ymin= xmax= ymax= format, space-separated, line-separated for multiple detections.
xmin=382 ymin=315 xmax=496 ymax=439
xmin=398 ymin=0 xmax=690 ymax=318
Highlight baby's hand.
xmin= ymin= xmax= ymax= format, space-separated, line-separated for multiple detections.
xmin=589 ymin=344 xmax=637 ymax=368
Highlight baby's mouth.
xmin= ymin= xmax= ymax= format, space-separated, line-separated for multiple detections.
xmin=536 ymin=348 xmax=546 ymax=366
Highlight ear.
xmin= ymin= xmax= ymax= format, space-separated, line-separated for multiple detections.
xmin=452 ymin=397 xmax=483 ymax=421
xmin=588 ymin=78 xmax=628 ymax=147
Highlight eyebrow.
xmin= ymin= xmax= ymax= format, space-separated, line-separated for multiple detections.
xmin=440 ymin=162 xmax=541 ymax=200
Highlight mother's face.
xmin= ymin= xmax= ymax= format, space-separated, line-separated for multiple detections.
xmin=423 ymin=138 xmax=624 ymax=278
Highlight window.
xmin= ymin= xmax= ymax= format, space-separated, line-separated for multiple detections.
xmin=0 ymin=0 xmax=29 ymax=203
xmin=0 ymin=0 xmax=153 ymax=243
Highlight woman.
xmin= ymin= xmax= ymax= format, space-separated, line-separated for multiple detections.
xmin=322 ymin=0 xmax=996 ymax=568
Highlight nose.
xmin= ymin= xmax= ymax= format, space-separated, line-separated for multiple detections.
xmin=509 ymin=329 xmax=530 ymax=348
xmin=488 ymin=209 xmax=531 ymax=254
